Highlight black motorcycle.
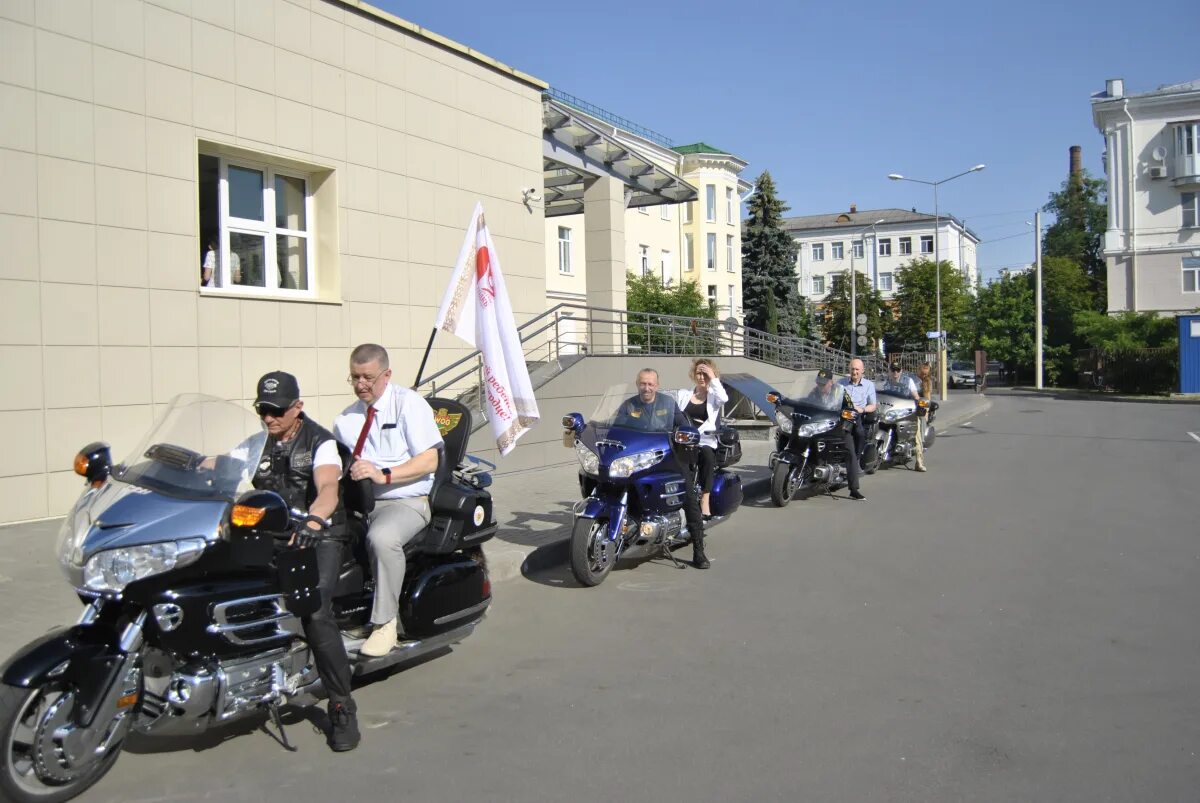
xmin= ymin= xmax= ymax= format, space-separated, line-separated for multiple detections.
xmin=0 ymin=394 xmax=496 ymax=803
xmin=766 ymin=387 xmax=865 ymax=507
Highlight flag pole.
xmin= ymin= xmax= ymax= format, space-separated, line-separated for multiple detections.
xmin=412 ymin=327 xmax=438 ymax=389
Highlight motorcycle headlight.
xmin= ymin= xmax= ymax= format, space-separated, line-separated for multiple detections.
xmin=774 ymin=410 xmax=793 ymax=434
xmin=608 ymin=449 xmax=665 ymax=479
xmin=881 ymin=408 xmax=906 ymax=423
xmin=796 ymin=419 xmax=839 ymax=438
xmin=574 ymin=440 xmax=599 ymax=475
xmin=83 ymin=538 xmax=208 ymax=594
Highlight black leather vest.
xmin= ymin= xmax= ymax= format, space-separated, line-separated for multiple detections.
xmin=252 ymin=415 xmax=345 ymax=526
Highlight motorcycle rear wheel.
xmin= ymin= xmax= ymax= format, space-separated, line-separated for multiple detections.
xmin=570 ymin=518 xmax=615 ymax=587
xmin=0 ymin=682 xmax=124 ymax=803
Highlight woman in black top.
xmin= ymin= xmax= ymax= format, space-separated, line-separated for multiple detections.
xmin=673 ymin=359 xmax=728 ymax=518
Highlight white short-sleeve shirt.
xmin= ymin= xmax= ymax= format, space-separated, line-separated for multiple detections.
xmin=333 ymin=383 xmax=443 ymax=499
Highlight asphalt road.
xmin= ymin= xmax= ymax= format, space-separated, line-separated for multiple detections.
xmin=6 ymin=389 xmax=1200 ymax=802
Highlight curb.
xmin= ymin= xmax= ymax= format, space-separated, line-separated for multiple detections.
xmin=1011 ymin=386 xmax=1200 ymax=405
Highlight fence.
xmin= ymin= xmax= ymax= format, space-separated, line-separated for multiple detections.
xmin=1076 ymin=347 xmax=1178 ymax=394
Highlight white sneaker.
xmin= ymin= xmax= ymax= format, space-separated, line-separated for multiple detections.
xmin=359 ymin=618 xmax=398 ymax=657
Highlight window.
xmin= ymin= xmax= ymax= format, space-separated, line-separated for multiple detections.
xmin=684 ymin=233 xmax=695 ymax=271
xmin=706 ymin=233 xmax=716 ymax=270
xmin=1184 ymin=192 xmax=1199 ymax=228
xmin=198 ymin=153 xmax=315 ymax=293
xmin=639 ymin=245 xmax=650 ymax=277
xmin=707 ymin=284 xmax=718 ymax=307
xmin=728 ymin=284 xmax=735 ymax=312
xmin=812 ymin=275 xmax=825 ymax=294
xmin=726 ymin=235 xmax=735 ymax=272
xmin=661 ymin=204 xmax=671 ymax=221
xmin=899 ymin=236 xmax=912 ymax=255
xmin=920 ymin=235 xmax=933 ymax=254
xmin=1177 ymin=123 xmax=1198 ymax=157
xmin=725 ymin=187 xmax=734 ymax=223
xmin=878 ymin=272 xmax=894 ymax=292
xmin=831 ymin=241 xmax=844 ymax=260
xmin=660 ymin=250 xmax=672 ymax=285
xmin=878 ymin=238 xmax=892 ymax=257
xmin=852 ymin=240 xmax=864 ymax=259
xmin=683 ymin=202 xmax=693 ymax=224
xmin=811 ymin=243 xmax=825 ymax=261
xmin=638 ymin=205 xmax=648 ymax=215
xmin=557 ymin=226 xmax=571 ymax=273
xmin=706 ymin=184 xmax=716 ymax=222
xmin=1185 ymin=257 xmax=1200 ymax=293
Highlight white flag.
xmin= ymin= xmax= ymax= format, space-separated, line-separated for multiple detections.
xmin=434 ymin=202 xmax=540 ymax=456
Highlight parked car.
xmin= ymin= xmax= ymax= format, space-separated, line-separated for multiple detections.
xmin=948 ymin=361 xmax=978 ymax=388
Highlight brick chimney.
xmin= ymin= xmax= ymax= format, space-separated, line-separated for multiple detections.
xmin=850 ymin=204 xmax=857 ymax=214
xmin=1069 ymin=145 xmax=1082 ymax=176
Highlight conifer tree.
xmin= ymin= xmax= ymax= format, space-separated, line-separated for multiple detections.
xmin=741 ymin=171 xmax=809 ymax=338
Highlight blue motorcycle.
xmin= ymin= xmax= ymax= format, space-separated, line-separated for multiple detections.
xmin=562 ymin=385 xmax=743 ymax=586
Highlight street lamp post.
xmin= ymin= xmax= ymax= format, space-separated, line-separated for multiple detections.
xmin=887 ymin=164 xmax=986 ymax=399
xmin=848 ymin=219 xmax=886 ymax=356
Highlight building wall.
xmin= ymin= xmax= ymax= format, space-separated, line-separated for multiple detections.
xmin=0 ymin=0 xmax=545 ymax=523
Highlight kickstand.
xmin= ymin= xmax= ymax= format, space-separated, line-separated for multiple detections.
xmin=264 ymin=701 xmax=298 ymax=752
xmin=658 ymin=539 xmax=684 ymax=570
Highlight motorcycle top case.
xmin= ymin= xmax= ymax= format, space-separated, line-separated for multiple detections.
xmin=424 ymin=479 xmax=495 ymax=554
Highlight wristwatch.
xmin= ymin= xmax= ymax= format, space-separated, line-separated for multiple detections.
xmin=381 ymin=467 xmax=392 ymax=484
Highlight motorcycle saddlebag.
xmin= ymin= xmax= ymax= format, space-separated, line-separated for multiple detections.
xmin=401 ymin=555 xmax=489 ymax=638
xmin=423 ymin=480 xmax=496 ymax=554
xmin=714 ymin=426 xmax=742 ymax=468
xmin=710 ymin=471 xmax=743 ymax=517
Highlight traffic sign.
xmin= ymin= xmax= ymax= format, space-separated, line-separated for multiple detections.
xmin=857 ymin=335 xmax=869 ymax=346
xmin=856 ymin=313 xmax=868 ymax=325
xmin=856 ymin=324 xmax=868 ymax=335
xmin=926 ymin=330 xmax=946 ymax=339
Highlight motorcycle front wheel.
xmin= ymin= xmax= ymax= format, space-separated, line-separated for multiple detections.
xmin=769 ymin=462 xmax=797 ymax=507
xmin=569 ymin=517 xmax=615 ymax=587
xmin=0 ymin=682 xmax=124 ymax=803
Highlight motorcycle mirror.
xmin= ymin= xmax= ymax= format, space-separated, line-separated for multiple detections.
xmin=73 ymin=441 xmax=112 ymax=488
xmin=562 ymin=412 xmax=585 ymax=434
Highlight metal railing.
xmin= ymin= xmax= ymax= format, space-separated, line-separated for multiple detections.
xmin=546 ymin=88 xmax=675 ymax=149
xmin=414 ymin=303 xmax=883 ymax=426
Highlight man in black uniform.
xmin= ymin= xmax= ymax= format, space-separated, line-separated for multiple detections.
xmin=250 ymin=371 xmax=361 ymax=752
xmin=614 ymin=369 xmax=709 ymax=569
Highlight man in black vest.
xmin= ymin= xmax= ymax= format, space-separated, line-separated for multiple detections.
xmin=251 ymin=371 xmax=360 ymax=752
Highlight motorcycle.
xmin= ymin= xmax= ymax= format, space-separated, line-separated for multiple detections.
xmin=0 ymin=393 xmax=496 ymax=803
xmin=766 ymin=385 xmax=865 ymax=506
xmin=562 ymin=385 xmax=743 ymax=587
xmin=875 ymin=378 xmax=939 ymax=468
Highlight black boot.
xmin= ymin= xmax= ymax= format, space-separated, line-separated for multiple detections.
xmin=692 ymin=534 xmax=710 ymax=570
xmin=328 ymin=699 xmax=361 ymax=752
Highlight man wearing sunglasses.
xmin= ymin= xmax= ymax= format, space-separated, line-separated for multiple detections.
xmin=334 ymin=344 xmax=443 ymax=658
xmin=884 ymin=362 xmax=926 ymax=472
xmin=250 ymin=371 xmax=360 ymax=752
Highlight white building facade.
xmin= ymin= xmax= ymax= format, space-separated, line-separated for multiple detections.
xmin=1092 ymin=78 xmax=1200 ymax=314
xmin=782 ymin=206 xmax=979 ymax=303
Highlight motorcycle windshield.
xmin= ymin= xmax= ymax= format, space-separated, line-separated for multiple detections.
xmin=110 ymin=393 xmax=267 ymax=502
xmin=787 ymin=385 xmax=847 ymax=414
xmin=588 ymin=383 xmax=678 ymax=434
xmin=879 ymin=371 xmax=919 ymax=398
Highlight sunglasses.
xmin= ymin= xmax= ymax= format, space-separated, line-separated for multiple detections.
xmin=254 ymin=401 xmax=295 ymax=418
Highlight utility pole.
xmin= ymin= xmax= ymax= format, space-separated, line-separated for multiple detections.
xmin=1035 ymin=210 xmax=1043 ymax=389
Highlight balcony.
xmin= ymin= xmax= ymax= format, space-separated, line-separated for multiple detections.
xmin=1173 ymin=123 xmax=1200 ymax=188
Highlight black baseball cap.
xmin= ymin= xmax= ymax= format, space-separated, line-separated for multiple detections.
xmin=890 ymin=362 xmax=902 ymax=371
xmin=815 ymin=369 xmax=834 ymax=385
xmin=255 ymin=371 xmax=300 ymax=407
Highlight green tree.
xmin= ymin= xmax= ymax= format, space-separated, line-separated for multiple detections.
xmin=1043 ymin=170 xmax=1107 ymax=310
xmin=890 ymin=258 xmax=972 ymax=352
xmin=1072 ymin=310 xmax=1178 ymax=351
xmin=625 ymin=272 xmax=717 ymax=352
xmin=972 ymin=272 xmax=1035 ymax=381
xmin=821 ymin=272 xmax=889 ymax=352
xmin=741 ymin=171 xmax=809 ymax=339
xmin=1039 ymin=255 xmax=1092 ymax=381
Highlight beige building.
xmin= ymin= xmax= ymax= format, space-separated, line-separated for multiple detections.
xmin=0 ymin=0 xmax=549 ymax=524
xmin=1092 ymin=78 xmax=1200 ymax=314
xmin=542 ymin=95 xmax=750 ymax=342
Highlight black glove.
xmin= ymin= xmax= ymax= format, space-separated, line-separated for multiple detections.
xmin=292 ymin=515 xmax=329 ymax=548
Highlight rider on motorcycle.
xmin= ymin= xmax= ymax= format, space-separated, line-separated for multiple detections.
xmin=883 ymin=362 xmax=926 ymax=472
xmin=776 ymin=368 xmax=866 ymax=501
xmin=250 ymin=371 xmax=361 ymax=752
xmin=616 ymin=369 xmax=710 ymax=569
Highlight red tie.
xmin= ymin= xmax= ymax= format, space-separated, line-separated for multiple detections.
xmin=352 ymin=406 xmax=376 ymax=459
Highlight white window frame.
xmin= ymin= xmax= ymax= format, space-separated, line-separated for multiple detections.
xmin=878 ymin=238 xmax=892 ymax=257
xmin=920 ymin=235 xmax=934 ymax=254
xmin=812 ymin=275 xmax=825 ymax=294
xmin=811 ymin=243 xmax=825 ymax=261
xmin=208 ymin=154 xmax=316 ymax=297
xmin=725 ymin=187 xmax=734 ymax=223
xmin=706 ymin=233 xmax=717 ymax=270
xmin=639 ymin=244 xmax=650 ymax=277
xmin=726 ymin=235 xmax=735 ymax=272
xmin=661 ymin=204 xmax=671 ymax=221
xmin=1184 ymin=256 xmax=1200 ymax=293
xmin=706 ymin=185 xmax=716 ymax=223
xmin=557 ymin=226 xmax=572 ymax=274
xmin=683 ymin=202 xmax=693 ymax=224
xmin=878 ymin=272 xmax=894 ymax=292
xmin=707 ymin=284 xmax=718 ymax=307
xmin=727 ymin=283 xmax=735 ymax=312
xmin=1183 ymin=192 xmax=1199 ymax=228
xmin=684 ymin=233 xmax=695 ymax=271
xmin=831 ymin=241 xmax=844 ymax=260
xmin=899 ymin=236 xmax=912 ymax=255
xmin=638 ymin=204 xmax=649 ymax=215
xmin=660 ymin=250 xmax=672 ymax=285
xmin=852 ymin=240 xmax=864 ymax=259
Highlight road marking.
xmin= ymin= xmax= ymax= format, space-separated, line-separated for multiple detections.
xmin=961 ymin=421 xmax=973 ymax=427
xmin=1188 ymin=431 xmax=1200 ymax=445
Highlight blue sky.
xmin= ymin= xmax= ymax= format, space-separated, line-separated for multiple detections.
xmin=378 ymin=0 xmax=1196 ymax=283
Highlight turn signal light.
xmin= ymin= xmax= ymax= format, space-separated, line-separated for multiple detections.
xmin=116 ymin=692 xmax=139 ymax=709
xmin=841 ymin=410 xmax=855 ymax=420
xmin=766 ymin=392 xmax=780 ymax=404
xmin=230 ymin=505 xmax=267 ymax=527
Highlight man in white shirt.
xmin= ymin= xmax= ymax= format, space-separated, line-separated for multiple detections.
xmin=333 ymin=344 xmax=443 ymax=657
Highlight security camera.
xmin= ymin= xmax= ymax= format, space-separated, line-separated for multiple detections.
xmin=522 ymin=187 xmax=542 ymax=203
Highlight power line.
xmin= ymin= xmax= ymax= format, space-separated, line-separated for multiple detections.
xmin=978 ymin=230 xmax=1035 ymax=245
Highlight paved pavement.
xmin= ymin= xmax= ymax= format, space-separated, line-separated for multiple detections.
xmin=9 ymin=388 xmax=1200 ymax=801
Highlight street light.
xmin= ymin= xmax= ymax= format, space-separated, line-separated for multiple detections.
xmin=887 ymin=164 xmax=986 ymax=399
xmin=848 ymin=219 xmax=886 ymax=356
